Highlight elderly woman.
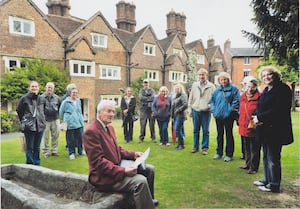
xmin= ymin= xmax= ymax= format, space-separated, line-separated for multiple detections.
xmin=238 ymin=78 xmax=261 ymax=174
xmin=210 ymin=72 xmax=240 ymax=162
xmin=171 ymin=83 xmax=188 ymax=150
xmin=252 ymin=66 xmax=293 ymax=193
xmin=152 ymin=86 xmax=172 ymax=146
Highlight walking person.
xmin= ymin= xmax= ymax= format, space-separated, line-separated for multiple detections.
xmin=238 ymin=78 xmax=261 ymax=174
xmin=83 ymin=100 xmax=158 ymax=209
xmin=138 ymin=79 xmax=156 ymax=143
xmin=59 ymin=86 xmax=85 ymax=160
xmin=171 ymin=83 xmax=188 ymax=150
xmin=16 ymin=81 xmax=46 ymax=165
xmin=188 ymin=68 xmax=215 ymax=155
xmin=152 ymin=86 xmax=172 ymax=146
xmin=253 ymin=66 xmax=293 ymax=193
xmin=210 ymin=72 xmax=240 ymax=162
xmin=120 ymin=87 xmax=137 ymax=143
xmin=41 ymin=82 xmax=61 ymax=158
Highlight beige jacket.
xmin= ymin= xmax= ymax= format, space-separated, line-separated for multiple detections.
xmin=188 ymin=80 xmax=215 ymax=112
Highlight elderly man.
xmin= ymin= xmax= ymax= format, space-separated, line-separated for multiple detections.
xmin=83 ymin=100 xmax=158 ymax=209
xmin=41 ymin=82 xmax=61 ymax=158
xmin=188 ymin=68 xmax=215 ymax=155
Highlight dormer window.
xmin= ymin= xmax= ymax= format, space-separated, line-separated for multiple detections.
xmin=9 ymin=16 xmax=35 ymax=37
xmin=144 ymin=43 xmax=155 ymax=56
xmin=173 ymin=48 xmax=183 ymax=57
xmin=91 ymin=33 xmax=107 ymax=48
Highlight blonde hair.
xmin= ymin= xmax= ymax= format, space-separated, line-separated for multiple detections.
xmin=159 ymin=86 xmax=169 ymax=95
xmin=174 ymin=83 xmax=186 ymax=94
xmin=258 ymin=65 xmax=282 ymax=81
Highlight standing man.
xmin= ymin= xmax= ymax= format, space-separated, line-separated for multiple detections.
xmin=83 ymin=100 xmax=158 ymax=209
xmin=188 ymin=68 xmax=215 ymax=155
xmin=138 ymin=79 xmax=156 ymax=143
xmin=42 ymin=82 xmax=61 ymax=158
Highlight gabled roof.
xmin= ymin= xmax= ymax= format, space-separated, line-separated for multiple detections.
xmin=185 ymin=39 xmax=204 ymax=50
xmin=165 ymin=54 xmax=185 ymax=66
xmin=46 ymin=14 xmax=84 ymax=37
xmin=206 ymin=45 xmax=221 ymax=62
xmin=67 ymin=36 xmax=96 ymax=55
xmin=158 ymin=33 xmax=188 ymax=55
xmin=227 ymin=48 xmax=263 ymax=57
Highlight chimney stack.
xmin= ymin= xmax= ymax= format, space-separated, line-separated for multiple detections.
xmin=207 ymin=36 xmax=215 ymax=48
xmin=166 ymin=10 xmax=187 ymax=43
xmin=116 ymin=1 xmax=136 ymax=33
xmin=47 ymin=0 xmax=70 ymax=16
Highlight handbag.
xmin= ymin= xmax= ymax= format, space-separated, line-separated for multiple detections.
xmin=248 ymin=119 xmax=257 ymax=129
xmin=132 ymin=114 xmax=139 ymax=122
xmin=21 ymin=116 xmax=37 ymax=131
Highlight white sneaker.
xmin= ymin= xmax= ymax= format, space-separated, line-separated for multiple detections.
xmin=69 ymin=154 xmax=75 ymax=160
xmin=253 ymin=180 xmax=265 ymax=186
xmin=224 ymin=156 xmax=232 ymax=162
xmin=213 ymin=154 xmax=222 ymax=160
xmin=258 ymin=185 xmax=271 ymax=192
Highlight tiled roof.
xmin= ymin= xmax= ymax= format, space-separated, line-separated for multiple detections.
xmin=185 ymin=39 xmax=203 ymax=50
xmin=227 ymin=48 xmax=263 ymax=57
xmin=158 ymin=34 xmax=176 ymax=52
xmin=206 ymin=45 xmax=219 ymax=61
xmin=46 ymin=15 xmax=84 ymax=36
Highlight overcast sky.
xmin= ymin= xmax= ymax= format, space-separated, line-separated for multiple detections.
xmin=32 ymin=0 xmax=258 ymax=48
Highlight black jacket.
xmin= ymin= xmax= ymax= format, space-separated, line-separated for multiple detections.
xmin=42 ymin=93 xmax=61 ymax=121
xmin=16 ymin=92 xmax=46 ymax=132
xmin=256 ymin=81 xmax=293 ymax=145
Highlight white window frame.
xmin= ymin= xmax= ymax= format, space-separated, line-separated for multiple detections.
xmin=3 ymin=56 xmax=25 ymax=72
xmin=196 ymin=54 xmax=205 ymax=64
xmin=145 ymin=70 xmax=159 ymax=81
xmin=100 ymin=95 xmax=121 ymax=107
xmin=244 ymin=57 xmax=250 ymax=65
xmin=91 ymin=33 xmax=108 ymax=48
xmin=69 ymin=60 xmax=95 ymax=77
xmin=9 ymin=16 xmax=35 ymax=37
xmin=169 ymin=71 xmax=187 ymax=83
xmin=243 ymin=69 xmax=251 ymax=77
xmin=99 ymin=65 xmax=121 ymax=80
xmin=173 ymin=48 xmax=183 ymax=57
xmin=144 ymin=43 xmax=156 ymax=56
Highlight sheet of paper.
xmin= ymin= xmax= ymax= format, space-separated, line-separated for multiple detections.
xmin=120 ymin=147 xmax=150 ymax=168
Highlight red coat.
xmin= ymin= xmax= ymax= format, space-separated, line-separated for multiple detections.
xmin=238 ymin=91 xmax=261 ymax=137
xmin=83 ymin=119 xmax=136 ymax=191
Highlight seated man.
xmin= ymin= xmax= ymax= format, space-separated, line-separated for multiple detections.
xmin=83 ymin=99 xmax=158 ymax=209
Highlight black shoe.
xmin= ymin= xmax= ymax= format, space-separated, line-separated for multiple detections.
xmin=152 ymin=139 xmax=157 ymax=143
xmin=176 ymin=145 xmax=184 ymax=150
xmin=153 ymin=199 xmax=159 ymax=206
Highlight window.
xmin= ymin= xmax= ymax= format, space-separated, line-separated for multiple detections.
xmin=243 ymin=69 xmax=251 ymax=77
xmin=69 ymin=60 xmax=95 ymax=77
xmin=169 ymin=71 xmax=187 ymax=83
xmin=100 ymin=95 xmax=121 ymax=107
xmin=3 ymin=56 xmax=25 ymax=72
xmin=144 ymin=43 xmax=155 ymax=56
xmin=173 ymin=48 xmax=183 ymax=57
xmin=91 ymin=33 xmax=108 ymax=48
xmin=196 ymin=54 xmax=205 ymax=64
xmin=145 ymin=70 xmax=159 ymax=81
xmin=244 ymin=57 xmax=250 ymax=65
xmin=100 ymin=65 xmax=121 ymax=80
xmin=9 ymin=16 xmax=35 ymax=36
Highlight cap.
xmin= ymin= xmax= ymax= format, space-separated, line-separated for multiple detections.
xmin=242 ymin=76 xmax=255 ymax=85
xmin=143 ymin=79 xmax=149 ymax=83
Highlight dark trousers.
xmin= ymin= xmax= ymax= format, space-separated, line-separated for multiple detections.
xmin=123 ymin=119 xmax=134 ymax=142
xmin=215 ymin=117 xmax=235 ymax=157
xmin=24 ymin=131 xmax=44 ymax=165
xmin=242 ymin=136 xmax=261 ymax=170
xmin=139 ymin=109 xmax=155 ymax=141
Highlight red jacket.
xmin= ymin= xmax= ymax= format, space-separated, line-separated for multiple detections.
xmin=83 ymin=119 xmax=136 ymax=191
xmin=238 ymin=91 xmax=261 ymax=137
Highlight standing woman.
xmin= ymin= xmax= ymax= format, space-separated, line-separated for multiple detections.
xmin=253 ymin=66 xmax=293 ymax=193
xmin=238 ymin=78 xmax=261 ymax=174
xmin=210 ymin=72 xmax=240 ymax=162
xmin=120 ymin=87 xmax=137 ymax=143
xmin=152 ymin=86 xmax=172 ymax=146
xmin=17 ymin=81 xmax=46 ymax=165
xmin=171 ymin=83 xmax=188 ymax=150
xmin=59 ymin=86 xmax=85 ymax=160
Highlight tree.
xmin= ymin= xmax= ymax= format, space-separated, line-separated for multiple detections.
xmin=0 ymin=59 xmax=70 ymax=103
xmin=242 ymin=0 xmax=299 ymax=72
xmin=186 ymin=50 xmax=198 ymax=96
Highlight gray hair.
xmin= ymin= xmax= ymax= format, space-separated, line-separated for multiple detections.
xmin=218 ymin=72 xmax=232 ymax=84
xmin=97 ymin=99 xmax=116 ymax=113
xmin=66 ymin=83 xmax=77 ymax=94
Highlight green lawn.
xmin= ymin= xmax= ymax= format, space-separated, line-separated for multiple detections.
xmin=1 ymin=111 xmax=299 ymax=208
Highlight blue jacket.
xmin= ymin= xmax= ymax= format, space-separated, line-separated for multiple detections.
xmin=210 ymin=84 xmax=240 ymax=119
xmin=152 ymin=95 xmax=172 ymax=121
xmin=59 ymin=97 xmax=84 ymax=130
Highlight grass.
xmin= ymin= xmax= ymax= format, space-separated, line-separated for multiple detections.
xmin=1 ymin=111 xmax=299 ymax=208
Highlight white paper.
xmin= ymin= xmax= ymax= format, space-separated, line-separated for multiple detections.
xmin=120 ymin=147 xmax=150 ymax=168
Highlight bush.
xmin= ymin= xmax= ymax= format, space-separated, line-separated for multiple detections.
xmin=1 ymin=110 xmax=20 ymax=133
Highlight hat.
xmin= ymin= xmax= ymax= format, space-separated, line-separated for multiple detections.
xmin=242 ymin=76 xmax=255 ymax=85
xmin=143 ymin=79 xmax=149 ymax=83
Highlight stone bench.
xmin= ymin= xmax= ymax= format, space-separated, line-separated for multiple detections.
xmin=1 ymin=164 xmax=135 ymax=209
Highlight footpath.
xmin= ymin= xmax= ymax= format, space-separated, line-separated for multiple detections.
xmin=1 ymin=132 xmax=23 ymax=140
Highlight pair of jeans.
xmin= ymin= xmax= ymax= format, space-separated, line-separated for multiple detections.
xmin=139 ymin=109 xmax=156 ymax=141
xmin=174 ymin=116 xmax=185 ymax=146
xmin=157 ymin=119 xmax=169 ymax=144
xmin=192 ymin=109 xmax=211 ymax=151
xmin=261 ymin=143 xmax=282 ymax=191
xmin=215 ymin=117 xmax=235 ymax=157
xmin=66 ymin=127 xmax=83 ymax=155
xmin=24 ymin=131 xmax=44 ymax=165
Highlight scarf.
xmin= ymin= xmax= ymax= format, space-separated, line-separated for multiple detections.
xmin=158 ymin=95 xmax=167 ymax=109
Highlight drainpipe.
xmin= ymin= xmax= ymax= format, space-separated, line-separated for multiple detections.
xmin=126 ymin=50 xmax=132 ymax=86
xmin=63 ymin=37 xmax=68 ymax=71
xmin=161 ymin=53 xmax=167 ymax=85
